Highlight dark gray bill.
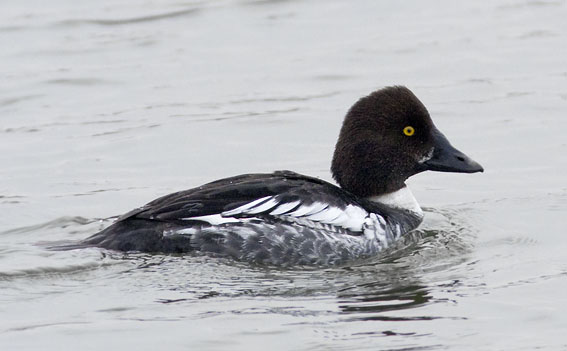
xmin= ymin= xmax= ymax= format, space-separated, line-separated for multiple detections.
xmin=422 ymin=127 xmax=484 ymax=173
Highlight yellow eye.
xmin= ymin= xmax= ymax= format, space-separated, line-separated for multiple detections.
xmin=403 ymin=126 xmax=415 ymax=136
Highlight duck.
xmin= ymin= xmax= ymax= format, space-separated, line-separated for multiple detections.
xmin=82 ymin=86 xmax=483 ymax=265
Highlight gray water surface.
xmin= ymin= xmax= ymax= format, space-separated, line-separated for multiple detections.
xmin=1 ymin=0 xmax=566 ymax=350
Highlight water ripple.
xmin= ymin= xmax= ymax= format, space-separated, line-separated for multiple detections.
xmin=54 ymin=8 xmax=201 ymax=27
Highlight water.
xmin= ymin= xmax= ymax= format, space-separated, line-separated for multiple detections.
xmin=1 ymin=0 xmax=566 ymax=349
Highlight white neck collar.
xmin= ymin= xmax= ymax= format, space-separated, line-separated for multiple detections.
xmin=367 ymin=186 xmax=423 ymax=216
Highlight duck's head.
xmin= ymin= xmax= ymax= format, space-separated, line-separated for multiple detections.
xmin=331 ymin=86 xmax=483 ymax=197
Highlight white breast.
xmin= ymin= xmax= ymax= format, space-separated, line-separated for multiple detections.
xmin=367 ymin=186 xmax=423 ymax=217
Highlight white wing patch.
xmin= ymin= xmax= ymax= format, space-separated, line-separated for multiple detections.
xmin=242 ymin=197 xmax=280 ymax=214
xmin=180 ymin=214 xmax=253 ymax=225
xmin=221 ymin=196 xmax=273 ymax=216
xmin=306 ymin=205 xmax=342 ymax=221
xmin=331 ymin=205 xmax=369 ymax=231
xmin=286 ymin=202 xmax=327 ymax=217
xmin=180 ymin=195 xmax=378 ymax=233
xmin=269 ymin=200 xmax=300 ymax=215
xmin=221 ymin=196 xmax=369 ymax=232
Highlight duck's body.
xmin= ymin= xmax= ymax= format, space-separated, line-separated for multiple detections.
xmin=83 ymin=171 xmax=422 ymax=265
xmin=83 ymin=86 xmax=483 ymax=265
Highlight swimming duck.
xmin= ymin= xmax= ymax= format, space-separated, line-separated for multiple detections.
xmin=83 ymin=86 xmax=483 ymax=265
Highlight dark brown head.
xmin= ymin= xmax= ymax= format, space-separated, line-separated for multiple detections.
xmin=331 ymin=86 xmax=483 ymax=197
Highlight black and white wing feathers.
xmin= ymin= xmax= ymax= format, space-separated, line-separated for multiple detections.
xmin=118 ymin=171 xmax=369 ymax=232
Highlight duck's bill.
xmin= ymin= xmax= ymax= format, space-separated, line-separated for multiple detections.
xmin=422 ymin=127 xmax=484 ymax=173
